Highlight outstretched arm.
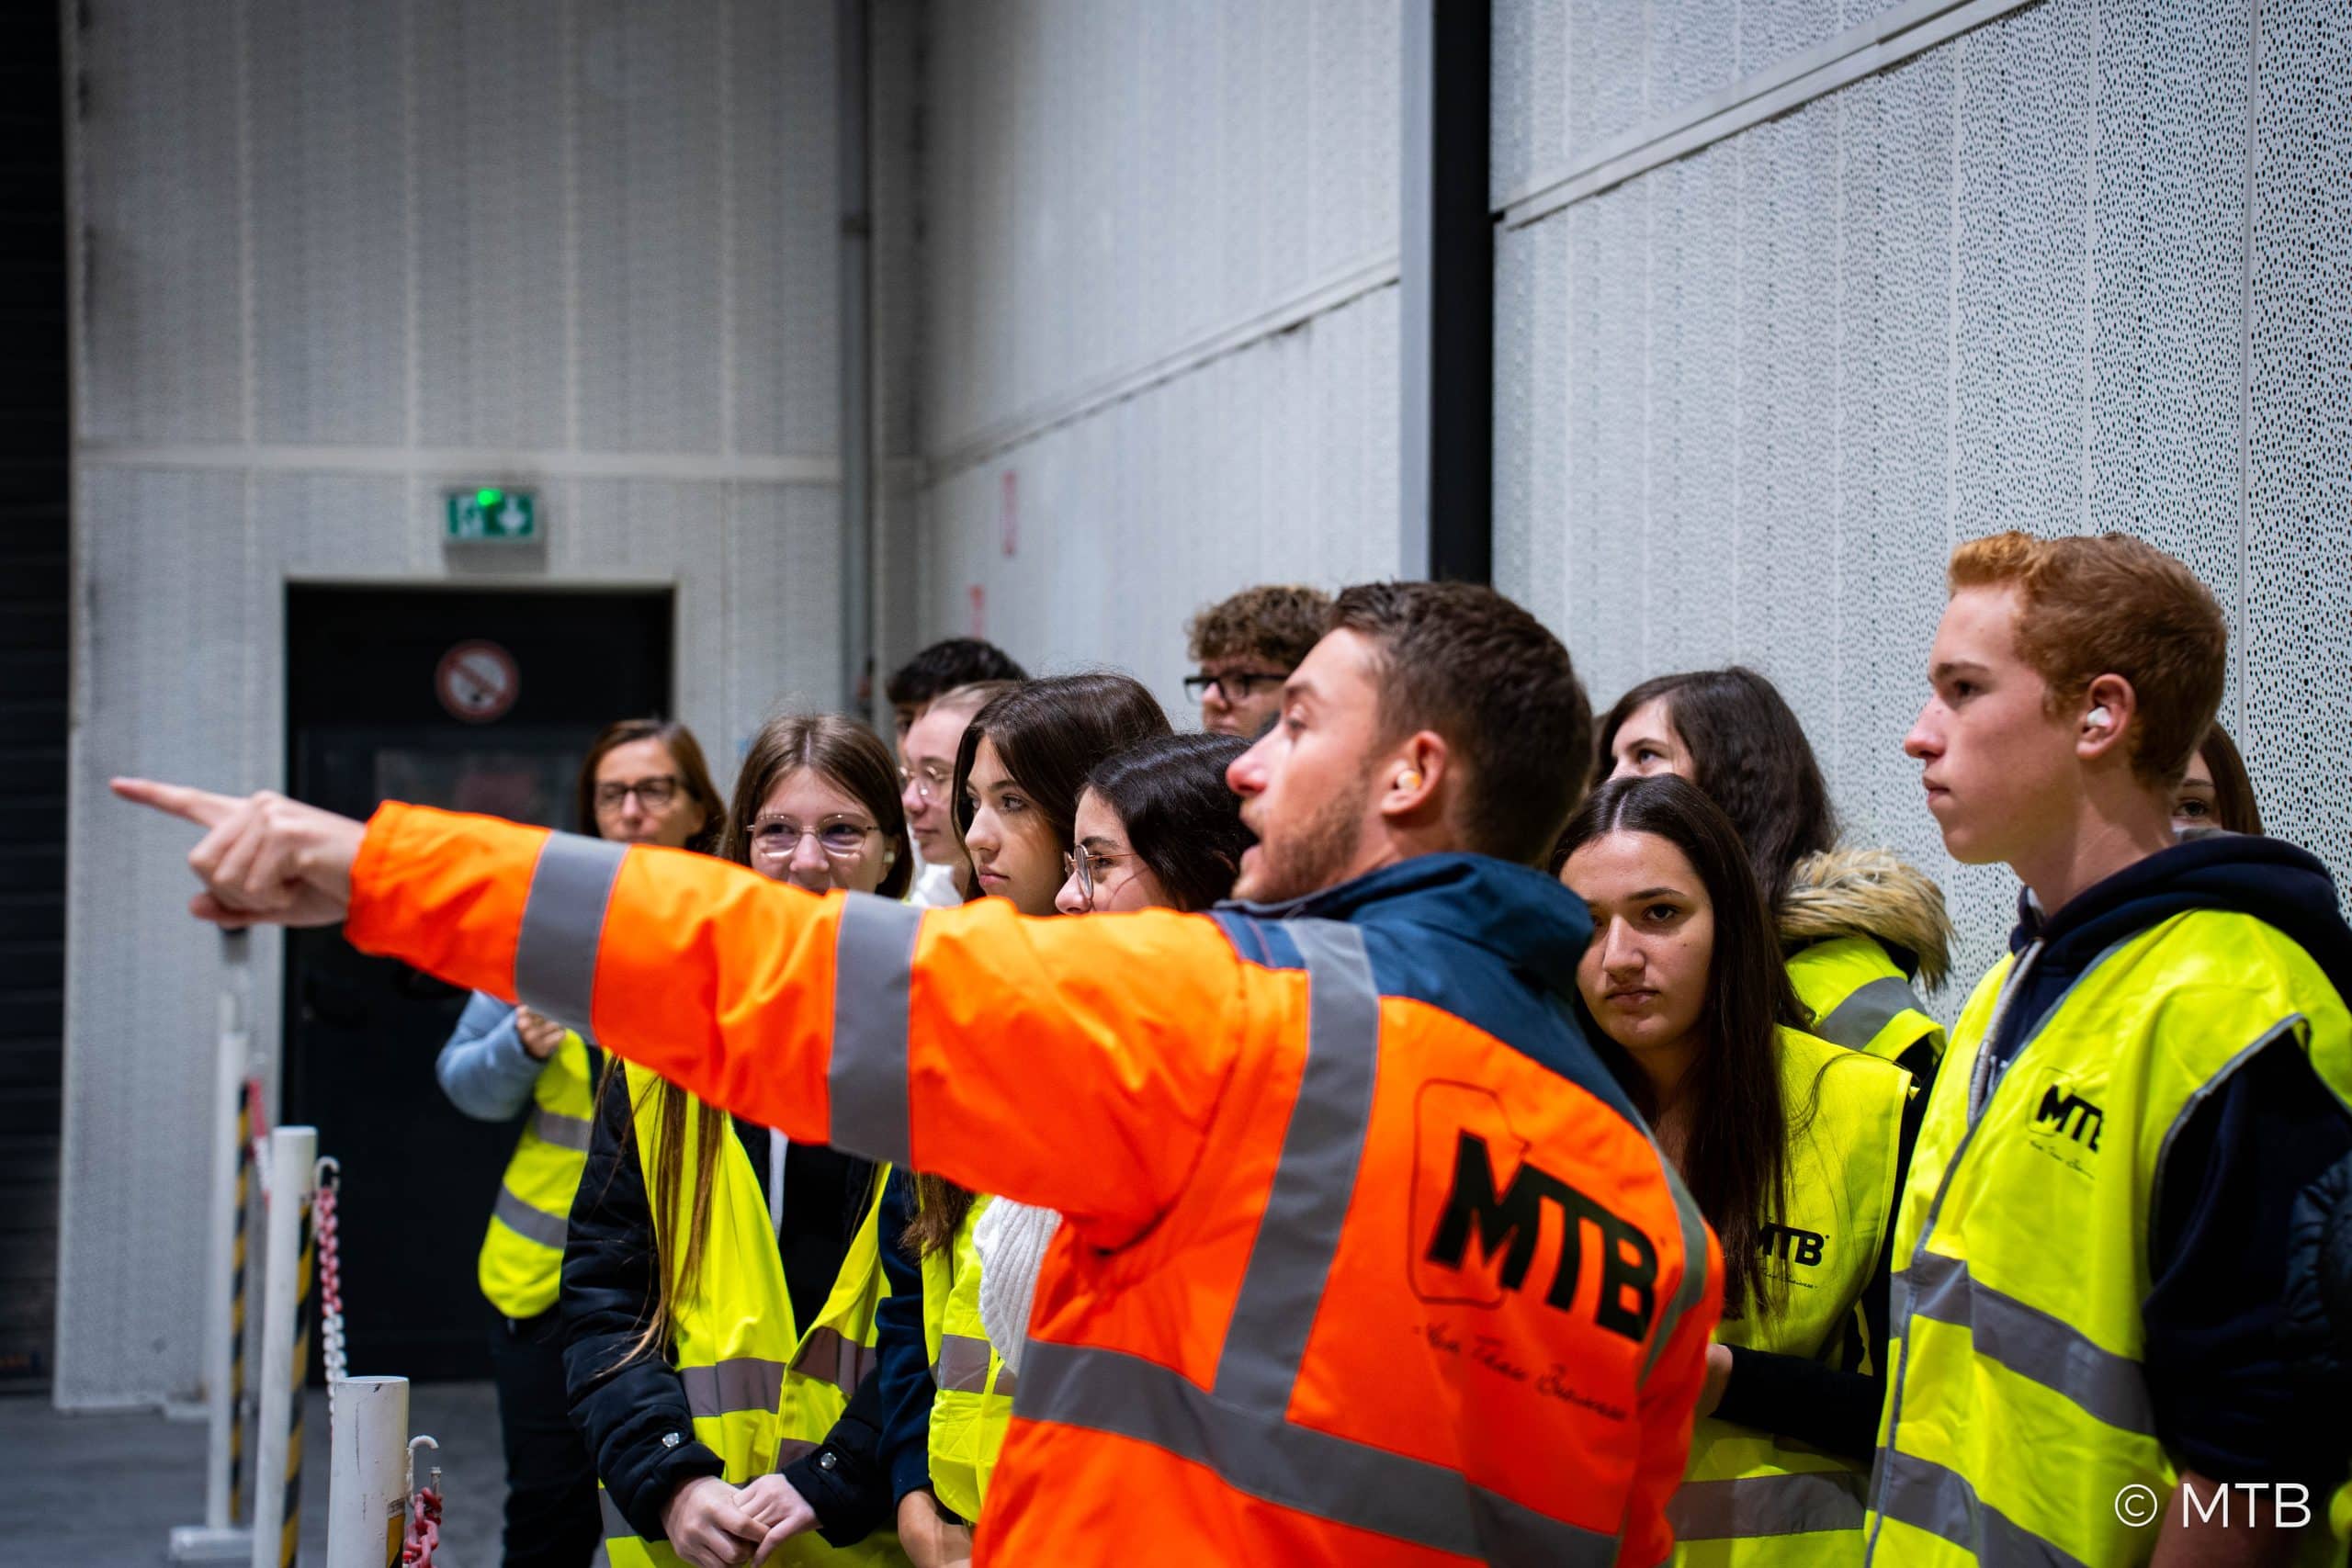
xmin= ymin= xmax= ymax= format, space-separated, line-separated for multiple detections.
xmin=117 ymin=783 xmax=1253 ymax=1244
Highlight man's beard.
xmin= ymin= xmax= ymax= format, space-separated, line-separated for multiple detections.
xmin=1238 ymin=771 xmax=1370 ymax=904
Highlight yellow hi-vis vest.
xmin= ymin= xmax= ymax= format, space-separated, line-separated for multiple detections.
xmin=476 ymin=1027 xmax=597 ymax=1319
xmin=1788 ymin=935 xmax=1944 ymax=1074
xmin=1668 ymin=1028 xmax=1911 ymax=1566
xmin=921 ymin=1193 xmax=1015 ymax=1523
xmin=602 ymin=1064 xmax=906 ymax=1568
xmin=1865 ymin=910 xmax=2352 ymax=1568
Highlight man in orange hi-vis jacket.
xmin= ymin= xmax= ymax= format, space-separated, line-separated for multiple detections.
xmin=120 ymin=582 xmax=1723 ymax=1568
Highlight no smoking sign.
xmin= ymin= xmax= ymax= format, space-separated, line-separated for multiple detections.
xmin=435 ymin=639 xmax=520 ymax=724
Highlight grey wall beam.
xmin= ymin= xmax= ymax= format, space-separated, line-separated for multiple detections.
xmin=1400 ymin=0 xmax=1492 ymax=584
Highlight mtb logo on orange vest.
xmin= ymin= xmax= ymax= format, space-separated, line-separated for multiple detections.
xmin=1408 ymin=1081 xmax=1657 ymax=1342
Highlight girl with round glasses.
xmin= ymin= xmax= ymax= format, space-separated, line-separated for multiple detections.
xmin=565 ymin=715 xmax=915 ymax=1568
xmin=980 ymin=730 xmax=1254 ymax=1382
xmin=879 ymin=674 xmax=1168 ymax=1564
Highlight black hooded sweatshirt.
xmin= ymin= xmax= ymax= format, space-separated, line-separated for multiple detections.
xmin=1978 ymin=832 xmax=2352 ymax=1489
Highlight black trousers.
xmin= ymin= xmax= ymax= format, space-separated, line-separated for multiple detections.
xmin=487 ymin=1306 xmax=603 ymax=1568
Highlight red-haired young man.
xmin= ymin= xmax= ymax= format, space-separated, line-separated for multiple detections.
xmin=1871 ymin=532 xmax=2352 ymax=1567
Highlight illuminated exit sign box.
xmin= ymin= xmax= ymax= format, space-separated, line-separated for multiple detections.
xmin=445 ymin=487 xmax=539 ymax=543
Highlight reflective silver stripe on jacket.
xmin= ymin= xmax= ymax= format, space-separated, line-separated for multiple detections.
xmin=830 ymin=895 xmax=922 ymax=1166
xmin=1017 ymin=919 xmax=1622 ymax=1567
xmin=1668 ymin=1470 xmax=1866 ymax=1540
xmin=492 ymin=1184 xmax=567 ymax=1249
xmin=529 ymin=1105 xmax=594 ymax=1152
xmin=513 ymin=833 xmax=627 ymax=1031
xmin=1816 ymin=976 xmax=1928 ymax=1053
xmin=1904 ymin=1251 xmax=2154 ymax=1437
xmin=933 ymin=1333 xmax=1012 ymax=1396
xmin=679 ymin=1335 xmax=875 ymax=1418
xmin=1022 ymin=1339 xmax=1614 ymax=1564
xmin=1211 ymin=919 xmax=1380 ymax=1414
xmin=679 ymin=1356 xmax=788 ymax=1419
xmin=1645 ymin=1161 xmax=1711 ymax=1384
xmin=599 ymin=1488 xmax=632 ymax=1540
xmin=795 ymin=1325 xmax=878 ymax=1396
xmin=1873 ymin=1449 xmax=2093 ymax=1568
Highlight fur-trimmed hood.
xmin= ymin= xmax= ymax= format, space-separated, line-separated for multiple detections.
xmin=1781 ymin=846 xmax=1956 ymax=992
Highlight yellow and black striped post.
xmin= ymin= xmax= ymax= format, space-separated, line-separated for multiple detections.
xmin=228 ymin=1078 xmax=253 ymax=1526
xmin=278 ymin=1191 xmax=316 ymax=1568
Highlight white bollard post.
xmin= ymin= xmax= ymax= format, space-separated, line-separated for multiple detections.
xmin=326 ymin=1378 xmax=410 ymax=1568
xmin=254 ymin=1126 xmax=319 ymax=1568
xmin=171 ymin=933 xmax=258 ymax=1564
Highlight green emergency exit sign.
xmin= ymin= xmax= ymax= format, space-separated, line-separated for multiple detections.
xmin=446 ymin=487 xmax=538 ymax=542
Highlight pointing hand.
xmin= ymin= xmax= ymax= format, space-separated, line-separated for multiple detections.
xmin=111 ymin=779 xmax=366 ymax=930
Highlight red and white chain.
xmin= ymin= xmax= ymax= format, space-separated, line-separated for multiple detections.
xmin=403 ymin=1437 xmax=443 ymax=1568
xmin=312 ymin=1156 xmax=347 ymax=1410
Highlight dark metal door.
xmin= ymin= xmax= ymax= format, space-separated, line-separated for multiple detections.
xmin=283 ymin=586 xmax=673 ymax=1380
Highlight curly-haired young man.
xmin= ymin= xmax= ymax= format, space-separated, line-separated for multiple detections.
xmin=1183 ymin=584 xmax=1331 ymax=737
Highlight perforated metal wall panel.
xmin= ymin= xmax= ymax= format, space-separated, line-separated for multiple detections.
xmin=914 ymin=0 xmax=1404 ymax=716
xmin=62 ymin=0 xmax=842 ymax=1407
xmin=1492 ymin=0 xmax=2351 ymax=1015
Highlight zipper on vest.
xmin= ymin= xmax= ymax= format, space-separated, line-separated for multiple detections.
xmin=1967 ymin=941 xmax=2044 ymax=1126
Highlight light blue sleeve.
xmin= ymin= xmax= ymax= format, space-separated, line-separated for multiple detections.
xmin=435 ymin=991 xmax=546 ymax=1122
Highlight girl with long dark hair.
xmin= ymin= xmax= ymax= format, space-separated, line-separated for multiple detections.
xmin=878 ymin=673 xmax=1170 ymax=1565
xmin=1598 ymin=667 xmax=1954 ymax=1081
xmin=564 ymin=715 xmax=914 ymax=1568
xmin=1557 ymin=775 xmax=1920 ymax=1565
xmin=437 ymin=716 xmax=728 ymax=1568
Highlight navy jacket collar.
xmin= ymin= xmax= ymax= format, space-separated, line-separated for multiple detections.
xmin=1222 ymin=852 xmax=1592 ymax=992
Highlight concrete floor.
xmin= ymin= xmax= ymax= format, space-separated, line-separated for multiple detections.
xmin=0 ymin=1381 xmax=601 ymax=1567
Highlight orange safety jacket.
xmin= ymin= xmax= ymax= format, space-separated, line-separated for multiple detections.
xmin=345 ymin=805 xmax=1724 ymax=1567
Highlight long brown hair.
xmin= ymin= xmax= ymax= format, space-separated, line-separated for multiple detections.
xmin=908 ymin=673 xmax=1170 ymax=1257
xmin=1595 ymin=669 xmax=1836 ymax=913
xmin=624 ymin=713 xmax=906 ymax=1361
xmin=574 ymin=717 xmax=726 ymax=852
xmin=1555 ymin=775 xmax=1804 ymax=1321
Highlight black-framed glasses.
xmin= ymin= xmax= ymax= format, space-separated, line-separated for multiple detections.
xmin=1183 ymin=670 xmax=1286 ymax=705
xmin=899 ymin=763 xmax=953 ymax=803
xmin=749 ymin=818 xmax=880 ymax=863
xmin=594 ymin=774 xmax=682 ymax=812
xmin=1062 ymin=844 xmax=1139 ymax=904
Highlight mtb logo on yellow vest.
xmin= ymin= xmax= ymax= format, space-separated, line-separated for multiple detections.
xmin=1866 ymin=910 xmax=2352 ymax=1568
xmin=476 ymin=1029 xmax=596 ymax=1319
xmin=1668 ymin=1029 xmax=1911 ymax=1567
xmin=601 ymin=1063 xmax=906 ymax=1568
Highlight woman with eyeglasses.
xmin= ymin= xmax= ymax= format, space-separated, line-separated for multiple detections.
xmin=873 ymin=674 xmax=1170 ymax=1567
xmin=967 ymin=730 xmax=1254 ymax=1382
xmin=435 ymin=717 xmax=725 ymax=1568
xmin=564 ymin=715 xmax=917 ymax=1568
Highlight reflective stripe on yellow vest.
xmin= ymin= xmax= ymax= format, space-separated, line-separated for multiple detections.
xmin=476 ymin=1028 xmax=597 ymax=1319
xmin=1788 ymin=936 xmax=1944 ymax=1073
xmin=602 ymin=1063 xmax=906 ymax=1568
xmin=1865 ymin=910 xmax=2352 ymax=1568
xmin=1669 ymin=1028 xmax=1910 ymax=1566
xmin=922 ymin=1193 xmax=1015 ymax=1524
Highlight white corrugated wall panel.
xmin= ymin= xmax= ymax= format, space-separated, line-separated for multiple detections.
xmin=914 ymin=0 xmax=1404 ymax=707
xmin=1492 ymin=0 xmax=2352 ymax=1014
xmin=62 ymin=0 xmax=842 ymax=1407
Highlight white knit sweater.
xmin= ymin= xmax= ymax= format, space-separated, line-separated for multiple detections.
xmin=971 ymin=1198 xmax=1063 ymax=1374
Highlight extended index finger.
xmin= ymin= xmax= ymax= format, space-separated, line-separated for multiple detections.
xmin=110 ymin=777 xmax=243 ymax=829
